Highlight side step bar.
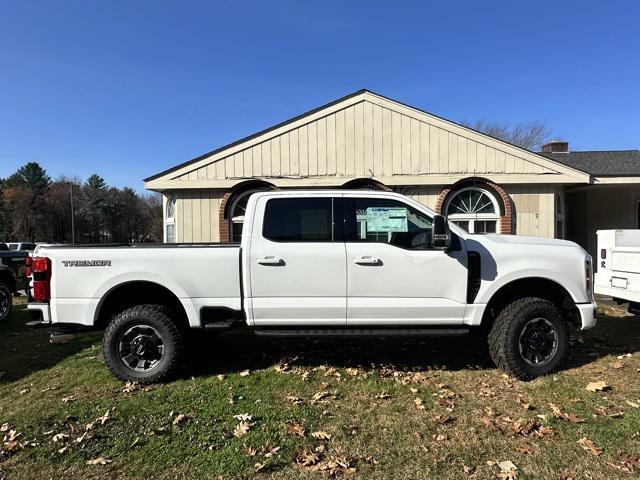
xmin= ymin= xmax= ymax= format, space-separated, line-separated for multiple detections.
xmin=253 ymin=328 xmax=470 ymax=337
xmin=203 ymin=320 xmax=237 ymax=330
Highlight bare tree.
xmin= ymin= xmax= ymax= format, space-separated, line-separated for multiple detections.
xmin=462 ymin=119 xmax=554 ymax=151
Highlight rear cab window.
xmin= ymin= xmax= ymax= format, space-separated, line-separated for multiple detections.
xmin=262 ymin=197 xmax=335 ymax=242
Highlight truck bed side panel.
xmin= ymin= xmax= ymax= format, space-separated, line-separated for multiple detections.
xmin=39 ymin=245 xmax=241 ymax=327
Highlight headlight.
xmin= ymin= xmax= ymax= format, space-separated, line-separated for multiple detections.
xmin=585 ymin=255 xmax=593 ymax=299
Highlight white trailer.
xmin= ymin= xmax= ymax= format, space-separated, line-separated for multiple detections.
xmin=595 ymin=229 xmax=640 ymax=314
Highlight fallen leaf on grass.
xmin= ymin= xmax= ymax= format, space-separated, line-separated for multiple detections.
xmin=481 ymin=416 xmax=499 ymax=432
xmin=297 ymin=448 xmax=321 ymax=466
xmin=86 ymin=456 xmax=112 ymax=465
xmin=233 ymin=413 xmax=253 ymax=422
xmin=311 ymin=430 xmax=331 ymax=440
xmin=592 ymin=406 xmax=624 ymax=418
xmin=577 ymin=437 xmax=603 ymax=456
xmin=239 ymin=369 xmax=250 ymax=377
xmin=241 ymin=444 xmax=257 ymax=456
xmin=625 ymin=400 xmax=639 ymax=408
xmin=262 ymin=444 xmax=280 ymax=457
xmin=549 ymin=403 xmax=585 ymax=423
xmin=52 ymin=432 xmax=69 ymax=443
xmin=254 ymin=462 xmax=267 ymax=472
xmin=61 ymin=395 xmax=76 ymax=404
xmin=586 ymin=381 xmax=611 ymax=393
xmin=374 ymin=391 xmax=391 ymax=400
xmin=497 ymin=460 xmax=518 ymax=479
xmin=233 ymin=421 xmax=253 ymax=438
xmin=286 ymin=395 xmax=303 ymax=405
xmin=616 ymin=453 xmax=640 ymax=474
xmin=434 ymin=414 xmax=453 ymax=425
xmin=414 ymin=398 xmax=425 ymax=410
xmin=171 ymin=413 xmax=190 ymax=426
xmin=286 ymin=421 xmax=305 ymax=437
xmin=313 ymin=457 xmax=356 ymax=476
xmin=122 ymin=382 xmax=140 ymax=393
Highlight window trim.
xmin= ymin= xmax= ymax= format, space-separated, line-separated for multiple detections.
xmin=261 ymin=197 xmax=337 ymax=243
xmin=164 ymin=194 xmax=177 ymax=243
xmin=444 ymin=186 xmax=501 ymax=234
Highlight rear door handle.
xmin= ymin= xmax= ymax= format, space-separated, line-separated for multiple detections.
xmin=354 ymin=256 xmax=381 ymax=266
xmin=257 ymin=256 xmax=285 ymax=266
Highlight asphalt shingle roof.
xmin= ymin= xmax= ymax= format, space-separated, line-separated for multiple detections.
xmin=541 ymin=150 xmax=640 ymax=176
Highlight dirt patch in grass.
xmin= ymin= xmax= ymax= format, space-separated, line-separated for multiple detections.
xmin=1 ymin=300 xmax=639 ymax=479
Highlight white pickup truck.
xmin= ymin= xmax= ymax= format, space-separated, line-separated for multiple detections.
xmin=27 ymin=190 xmax=597 ymax=383
xmin=595 ymin=229 xmax=640 ymax=314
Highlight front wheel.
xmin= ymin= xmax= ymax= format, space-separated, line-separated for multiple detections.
xmin=488 ymin=297 xmax=568 ymax=380
xmin=103 ymin=304 xmax=184 ymax=383
xmin=0 ymin=283 xmax=12 ymax=322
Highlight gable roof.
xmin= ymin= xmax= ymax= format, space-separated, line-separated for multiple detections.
xmin=145 ymin=89 xmax=591 ymax=190
xmin=541 ymin=150 xmax=640 ymax=177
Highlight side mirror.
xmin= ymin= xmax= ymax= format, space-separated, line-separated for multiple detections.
xmin=432 ymin=215 xmax=451 ymax=250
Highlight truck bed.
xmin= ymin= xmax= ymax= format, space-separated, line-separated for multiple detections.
xmin=35 ymin=243 xmax=242 ymax=327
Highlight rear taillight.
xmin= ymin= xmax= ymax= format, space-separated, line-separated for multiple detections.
xmin=25 ymin=256 xmax=32 ymax=276
xmin=31 ymin=256 xmax=51 ymax=302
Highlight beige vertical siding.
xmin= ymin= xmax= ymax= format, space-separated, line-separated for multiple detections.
xmin=175 ymin=190 xmax=224 ymax=242
xmin=506 ymin=185 xmax=557 ymax=238
xmin=175 ymin=100 xmax=559 ymax=182
xmin=170 ymin=184 xmax=559 ymax=243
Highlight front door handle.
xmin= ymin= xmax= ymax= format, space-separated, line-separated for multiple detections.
xmin=354 ymin=256 xmax=381 ymax=266
xmin=257 ymin=256 xmax=285 ymax=266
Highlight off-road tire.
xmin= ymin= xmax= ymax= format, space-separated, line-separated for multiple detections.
xmin=0 ymin=282 xmax=12 ymax=322
xmin=488 ymin=297 xmax=568 ymax=380
xmin=103 ymin=304 xmax=184 ymax=383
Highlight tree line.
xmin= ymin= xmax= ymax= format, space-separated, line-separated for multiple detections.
xmin=0 ymin=162 xmax=162 ymax=244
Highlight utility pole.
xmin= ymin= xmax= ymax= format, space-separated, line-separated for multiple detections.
xmin=70 ymin=182 xmax=75 ymax=244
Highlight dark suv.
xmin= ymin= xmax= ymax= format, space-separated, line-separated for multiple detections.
xmin=0 ymin=243 xmax=29 ymax=321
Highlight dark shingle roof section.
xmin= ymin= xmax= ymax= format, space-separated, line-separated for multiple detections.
xmin=541 ymin=150 xmax=640 ymax=176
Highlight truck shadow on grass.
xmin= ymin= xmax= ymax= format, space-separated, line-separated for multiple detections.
xmin=0 ymin=302 xmax=98 ymax=384
xmin=3 ymin=302 xmax=639 ymax=383
xmin=189 ymin=312 xmax=640 ymax=378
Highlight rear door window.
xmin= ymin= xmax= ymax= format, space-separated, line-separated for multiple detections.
xmin=263 ymin=198 xmax=333 ymax=242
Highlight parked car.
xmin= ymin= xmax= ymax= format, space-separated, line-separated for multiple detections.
xmin=27 ymin=190 xmax=597 ymax=383
xmin=0 ymin=243 xmax=29 ymax=321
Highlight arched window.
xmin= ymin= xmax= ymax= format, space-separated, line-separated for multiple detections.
xmin=229 ymin=189 xmax=265 ymax=242
xmin=445 ymin=187 xmax=500 ymax=234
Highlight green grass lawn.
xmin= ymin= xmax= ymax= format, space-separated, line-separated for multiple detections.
xmin=1 ymin=297 xmax=639 ymax=479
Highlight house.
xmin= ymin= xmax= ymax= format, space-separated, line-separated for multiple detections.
xmin=144 ymin=90 xmax=640 ymax=258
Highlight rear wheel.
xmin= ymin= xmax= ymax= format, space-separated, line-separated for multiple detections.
xmin=103 ymin=304 xmax=184 ymax=383
xmin=488 ymin=297 xmax=568 ymax=380
xmin=0 ymin=283 xmax=12 ymax=322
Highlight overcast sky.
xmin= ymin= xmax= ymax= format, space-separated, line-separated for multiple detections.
xmin=1 ymin=0 xmax=639 ymax=190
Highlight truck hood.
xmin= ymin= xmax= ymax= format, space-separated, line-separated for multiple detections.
xmin=468 ymin=234 xmax=580 ymax=249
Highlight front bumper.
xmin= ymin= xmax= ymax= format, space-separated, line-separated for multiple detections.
xmin=577 ymin=302 xmax=598 ymax=330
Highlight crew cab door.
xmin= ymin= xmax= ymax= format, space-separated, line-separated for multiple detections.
xmin=246 ymin=194 xmax=346 ymax=326
xmin=344 ymin=195 xmax=468 ymax=325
